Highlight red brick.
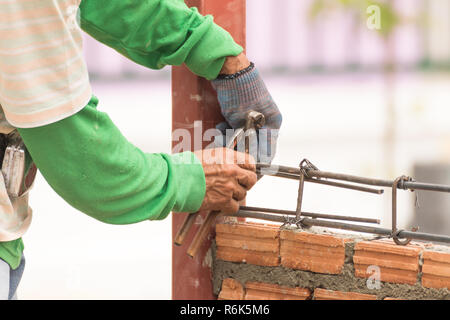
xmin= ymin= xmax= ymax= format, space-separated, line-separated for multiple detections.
xmin=218 ymin=278 xmax=245 ymax=300
xmin=216 ymin=223 xmax=280 ymax=267
xmin=280 ymin=230 xmax=347 ymax=274
xmin=422 ymin=251 xmax=450 ymax=289
xmin=244 ymin=282 xmax=311 ymax=300
xmin=216 ymin=247 xmax=279 ymax=266
xmin=216 ymin=233 xmax=279 ymax=253
xmin=244 ymin=221 xmax=283 ymax=230
xmin=280 ymin=230 xmax=346 ymax=247
xmin=353 ymin=240 xmax=421 ymax=285
xmin=313 ymin=288 xmax=376 ymax=300
xmin=423 ymin=251 xmax=450 ymax=264
xmin=216 ymin=223 xmax=279 ymax=239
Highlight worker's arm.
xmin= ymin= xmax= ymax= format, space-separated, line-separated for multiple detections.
xmin=17 ymin=96 xmax=256 ymax=224
xmin=78 ymin=0 xmax=282 ymax=162
xmin=79 ymin=0 xmax=243 ymax=80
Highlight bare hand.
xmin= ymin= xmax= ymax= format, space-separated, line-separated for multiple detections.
xmin=220 ymin=52 xmax=251 ymax=75
xmin=194 ymin=148 xmax=257 ymax=214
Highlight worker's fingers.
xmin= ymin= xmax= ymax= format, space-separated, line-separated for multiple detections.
xmin=236 ymin=167 xmax=258 ymax=190
xmin=197 ymin=147 xmax=258 ymax=214
xmin=232 ymin=182 xmax=247 ymax=202
xmin=232 ymin=151 xmax=256 ymax=172
xmin=235 ymin=151 xmax=256 ymax=170
xmin=197 ymin=148 xmax=256 ymax=171
xmin=218 ymin=148 xmax=256 ymax=171
xmin=221 ymin=198 xmax=240 ymax=215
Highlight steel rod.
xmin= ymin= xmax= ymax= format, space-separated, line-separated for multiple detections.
xmin=234 ymin=210 xmax=450 ymax=244
xmin=391 ymin=176 xmax=412 ymax=245
xmin=187 ymin=210 xmax=220 ymax=258
xmin=257 ymin=164 xmax=450 ymax=193
xmin=257 ymin=170 xmax=384 ymax=194
xmin=239 ymin=206 xmax=380 ymax=224
xmin=296 ymin=171 xmax=305 ymax=219
xmin=397 ymin=230 xmax=450 ymax=243
xmin=174 ymin=212 xmax=198 ymax=246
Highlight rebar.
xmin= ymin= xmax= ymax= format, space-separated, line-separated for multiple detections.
xmin=257 ymin=164 xmax=450 ymax=193
xmin=234 ymin=210 xmax=450 ymax=244
xmin=392 ymin=176 xmax=413 ymax=245
xmin=252 ymin=161 xmax=450 ymax=245
xmin=296 ymin=166 xmax=305 ymax=220
xmin=256 ymin=170 xmax=385 ymax=194
xmin=240 ymin=206 xmax=380 ymax=224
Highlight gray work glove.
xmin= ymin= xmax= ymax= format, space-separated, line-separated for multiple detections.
xmin=211 ymin=63 xmax=282 ymax=164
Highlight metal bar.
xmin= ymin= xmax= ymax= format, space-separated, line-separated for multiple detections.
xmin=392 ymin=177 xmax=399 ymax=235
xmin=397 ymin=230 xmax=450 ymax=243
xmin=174 ymin=212 xmax=198 ymax=246
xmin=258 ymin=170 xmax=384 ymax=194
xmin=306 ymin=177 xmax=384 ymax=194
xmin=239 ymin=206 xmax=381 ymax=224
xmin=257 ymin=164 xmax=450 ymax=193
xmin=234 ymin=210 xmax=450 ymax=244
xmin=402 ymin=181 xmax=450 ymax=193
xmin=391 ymin=176 xmax=412 ymax=245
xmin=187 ymin=211 xmax=220 ymax=258
xmin=311 ymin=170 xmax=450 ymax=193
xmin=295 ymin=170 xmax=305 ymax=219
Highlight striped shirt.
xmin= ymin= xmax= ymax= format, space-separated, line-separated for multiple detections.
xmin=0 ymin=117 xmax=32 ymax=241
xmin=0 ymin=0 xmax=91 ymax=240
xmin=0 ymin=0 xmax=92 ymax=128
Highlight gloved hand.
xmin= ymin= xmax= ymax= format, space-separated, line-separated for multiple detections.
xmin=211 ymin=62 xmax=282 ymax=164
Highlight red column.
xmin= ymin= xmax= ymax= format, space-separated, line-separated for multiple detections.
xmin=171 ymin=0 xmax=246 ymax=300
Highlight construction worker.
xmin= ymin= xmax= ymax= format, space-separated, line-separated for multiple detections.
xmin=0 ymin=0 xmax=282 ymax=299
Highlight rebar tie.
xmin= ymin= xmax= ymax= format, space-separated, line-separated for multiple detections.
xmin=300 ymin=159 xmax=319 ymax=178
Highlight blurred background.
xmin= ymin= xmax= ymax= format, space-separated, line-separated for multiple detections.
xmin=19 ymin=0 xmax=450 ymax=299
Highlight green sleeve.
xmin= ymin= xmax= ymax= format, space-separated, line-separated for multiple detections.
xmin=79 ymin=0 xmax=243 ymax=80
xmin=17 ymin=96 xmax=206 ymax=225
xmin=0 ymin=238 xmax=24 ymax=270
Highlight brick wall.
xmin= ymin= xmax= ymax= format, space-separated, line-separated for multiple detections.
xmin=213 ymin=222 xmax=450 ymax=300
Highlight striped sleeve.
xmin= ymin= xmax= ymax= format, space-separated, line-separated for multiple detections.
xmin=0 ymin=0 xmax=91 ymax=128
